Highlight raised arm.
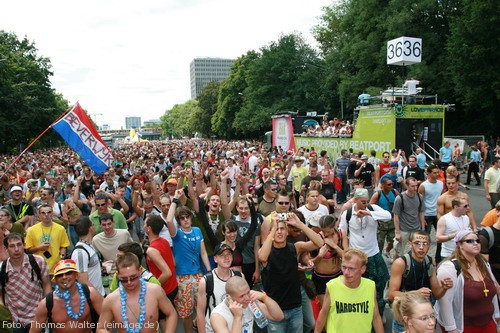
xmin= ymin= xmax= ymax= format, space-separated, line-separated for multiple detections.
xmin=166 ymin=189 xmax=185 ymax=237
xmin=132 ymin=190 xmax=145 ymax=217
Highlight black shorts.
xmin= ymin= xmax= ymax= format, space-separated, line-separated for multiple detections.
xmin=312 ymin=270 xmax=342 ymax=295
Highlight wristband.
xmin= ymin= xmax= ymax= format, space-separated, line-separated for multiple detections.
xmin=261 ymin=291 xmax=268 ymax=302
xmin=172 ymin=198 xmax=180 ymax=205
xmin=267 ymin=234 xmax=274 ymax=242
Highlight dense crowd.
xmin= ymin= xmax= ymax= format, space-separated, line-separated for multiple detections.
xmin=0 ymin=138 xmax=499 ymax=333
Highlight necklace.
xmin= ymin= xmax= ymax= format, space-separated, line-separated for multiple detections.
xmin=120 ymin=278 xmax=147 ymax=333
xmin=471 ymin=269 xmax=489 ymax=297
xmin=208 ymin=213 xmax=219 ymax=234
xmin=41 ymin=224 xmax=53 ymax=242
xmin=54 ymin=281 xmax=86 ymax=320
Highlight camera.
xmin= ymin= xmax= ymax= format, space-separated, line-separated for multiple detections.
xmin=278 ymin=213 xmax=288 ymax=221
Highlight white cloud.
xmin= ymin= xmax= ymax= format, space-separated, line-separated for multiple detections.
xmin=1 ymin=0 xmax=332 ymax=129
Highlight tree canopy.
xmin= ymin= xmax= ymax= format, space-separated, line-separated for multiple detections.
xmin=0 ymin=30 xmax=68 ymax=153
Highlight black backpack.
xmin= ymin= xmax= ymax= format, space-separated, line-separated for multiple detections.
xmin=398 ymin=193 xmax=423 ymax=211
xmin=0 ymin=254 xmax=42 ymax=302
xmin=45 ymin=283 xmax=98 ymax=332
xmin=345 ymin=205 xmax=375 ymax=222
xmin=345 ymin=205 xmax=375 ymax=235
xmin=204 ymin=269 xmax=242 ymax=315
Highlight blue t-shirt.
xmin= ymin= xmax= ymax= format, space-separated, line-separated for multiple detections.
xmin=439 ymin=146 xmax=453 ymax=163
xmin=172 ymin=226 xmax=204 ymax=275
xmin=380 ymin=173 xmax=402 ymax=193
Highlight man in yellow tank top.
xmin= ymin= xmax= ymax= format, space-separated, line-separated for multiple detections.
xmin=314 ymin=248 xmax=384 ymax=333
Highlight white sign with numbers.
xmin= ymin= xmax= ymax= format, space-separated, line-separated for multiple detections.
xmin=387 ymin=36 xmax=422 ymax=66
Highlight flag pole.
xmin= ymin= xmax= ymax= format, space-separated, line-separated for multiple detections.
xmin=6 ymin=103 xmax=76 ymax=172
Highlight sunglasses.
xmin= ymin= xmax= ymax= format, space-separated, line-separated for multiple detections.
xmin=385 ymin=183 xmax=394 ymax=186
xmin=118 ymin=275 xmax=140 ymax=283
xmin=412 ymin=241 xmax=429 ymax=247
xmin=277 ymin=201 xmax=290 ymax=205
xmin=40 ymin=211 xmax=53 ymax=215
xmin=95 ymin=203 xmax=107 ymax=207
xmin=462 ymin=239 xmax=480 ymax=244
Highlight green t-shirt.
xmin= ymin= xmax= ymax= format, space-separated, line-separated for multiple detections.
xmin=89 ymin=208 xmax=128 ymax=234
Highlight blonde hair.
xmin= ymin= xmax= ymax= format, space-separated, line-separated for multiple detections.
xmin=342 ymin=248 xmax=367 ymax=266
xmin=446 ymin=165 xmax=458 ymax=177
xmin=392 ymin=293 xmax=432 ymax=325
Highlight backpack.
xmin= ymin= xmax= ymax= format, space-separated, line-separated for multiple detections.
xmin=345 ymin=205 xmax=375 ymax=222
xmin=398 ymin=193 xmax=422 ymax=212
xmin=383 ymin=253 xmax=433 ymax=303
xmin=204 ymin=269 xmax=242 ymax=316
xmin=401 ymin=253 xmax=433 ymax=279
xmin=67 ymin=243 xmax=103 ymax=264
xmin=0 ymin=254 xmax=42 ymax=303
xmin=450 ymin=258 xmax=461 ymax=276
xmin=377 ymin=189 xmax=397 ymax=211
xmin=482 ymin=226 xmax=495 ymax=250
xmin=46 ymin=283 xmax=98 ymax=332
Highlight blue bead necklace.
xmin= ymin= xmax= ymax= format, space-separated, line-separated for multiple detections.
xmin=119 ymin=278 xmax=147 ymax=333
xmin=54 ymin=281 xmax=86 ymax=320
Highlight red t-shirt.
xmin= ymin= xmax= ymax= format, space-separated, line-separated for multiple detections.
xmin=147 ymin=238 xmax=177 ymax=294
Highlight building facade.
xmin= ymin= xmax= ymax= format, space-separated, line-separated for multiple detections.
xmin=190 ymin=58 xmax=234 ymax=99
xmin=125 ymin=117 xmax=141 ymax=129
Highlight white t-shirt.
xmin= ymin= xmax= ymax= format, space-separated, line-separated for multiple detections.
xmin=441 ymin=213 xmax=470 ymax=257
xmin=297 ymin=204 xmax=329 ymax=227
xmin=71 ymin=241 xmax=105 ymax=296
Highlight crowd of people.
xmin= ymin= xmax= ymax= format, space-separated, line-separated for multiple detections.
xmin=0 ymin=137 xmax=499 ymax=333
xmin=298 ymin=117 xmax=355 ymax=137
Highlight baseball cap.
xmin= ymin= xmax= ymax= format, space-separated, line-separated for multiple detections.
xmin=10 ymin=186 xmax=23 ymax=193
xmin=390 ymin=162 xmax=398 ymax=167
xmin=53 ymin=259 xmax=79 ymax=280
xmin=166 ymin=178 xmax=177 ymax=185
xmin=391 ymin=149 xmax=398 ymax=153
xmin=214 ymin=243 xmax=233 ymax=256
xmin=361 ymin=155 xmax=368 ymax=159
xmin=184 ymin=161 xmax=193 ymax=167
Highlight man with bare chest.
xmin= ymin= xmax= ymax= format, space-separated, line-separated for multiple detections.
xmin=97 ymin=252 xmax=177 ymax=333
xmin=437 ymin=176 xmax=477 ymax=232
xmin=30 ymin=259 xmax=103 ymax=333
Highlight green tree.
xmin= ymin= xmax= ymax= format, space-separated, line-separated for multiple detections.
xmin=193 ymin=81 xmax=222 ymax=138
xmin=212 ymin=51 xmax=259 ymax=138
xmin=160 ymin=100 xmax=199 ymax=139
xmin=0 ymin=31 xmax=67 ymax=152
xmin=446 ymin=0 xmax=500 ymax=135
xmin=313 ymin=0 xmax=461 ymax=118
xmin=228 ymin=34 xmax=326 ymax=137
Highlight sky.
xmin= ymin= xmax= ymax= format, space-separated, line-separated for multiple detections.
xmin=1 ymin=0 xmax=333 ymax=130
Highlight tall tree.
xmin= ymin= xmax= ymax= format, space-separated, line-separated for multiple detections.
xmin=446 ymin=0 xmax=500 ymax=135
xmin=232 ymin=33 xmax=325 ymax=136
xmin=212 ymin=51 xmax=258 ymax=139
xmin=193 ymin=81 xmax=222 ymax=138
xmin=0 ymin=31 xmax=67 ymax=153
xmin=160 ymin=100 xmax=199 ymax=139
